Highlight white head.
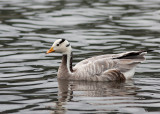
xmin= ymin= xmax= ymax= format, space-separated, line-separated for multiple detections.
xmin=46 ymin=39 xmax=72 ymax=55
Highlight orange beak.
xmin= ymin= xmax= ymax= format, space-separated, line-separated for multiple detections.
xmin=46 ymin=47 xmax=55 ymax=54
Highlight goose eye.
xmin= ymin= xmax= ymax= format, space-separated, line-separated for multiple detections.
xmin=57 ymin=44 xmax=59 ymax=46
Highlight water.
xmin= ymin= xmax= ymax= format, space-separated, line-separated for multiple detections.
xmin=0 ymin=0 xmax=160 ymax=113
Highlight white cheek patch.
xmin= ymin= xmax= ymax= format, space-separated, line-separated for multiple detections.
xmin=51 ymin=39 xmax=71 ymax=54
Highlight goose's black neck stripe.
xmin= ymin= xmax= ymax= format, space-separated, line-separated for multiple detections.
xmin=70 ymin=52 xmax=73 ymax=72
xmin=62 ymin=52 xmax=73 ymax=72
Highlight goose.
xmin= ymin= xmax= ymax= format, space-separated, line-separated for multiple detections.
xmin=46 ymin=39 xmax=147 ymax=82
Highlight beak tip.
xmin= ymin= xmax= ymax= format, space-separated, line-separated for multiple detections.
xmin=46 ymin=47 xmax=54 ymax=54
xmin=46 ymin=51 xmax=49 ymax=54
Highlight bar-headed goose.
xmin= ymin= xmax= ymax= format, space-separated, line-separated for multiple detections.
xmin=46 ymin=39 xmax=147 ymax=82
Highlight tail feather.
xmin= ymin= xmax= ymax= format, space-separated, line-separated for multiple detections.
xmin=114 ymin=50 xmax=148 ymax=59
xmin=114 ymin=50 xmax=149 ymax=79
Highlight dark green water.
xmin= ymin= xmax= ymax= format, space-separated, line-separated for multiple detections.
xmin=0 ymin=0 xmax=160 ymax=114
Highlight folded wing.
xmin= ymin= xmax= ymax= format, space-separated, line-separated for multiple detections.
xmin=73 ymin=51 xmax=147 ymax=80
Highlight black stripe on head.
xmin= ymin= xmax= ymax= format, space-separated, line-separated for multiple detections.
xmin=66 ymin=43 xmax=70 ymax=47
xmin=57 ymin=38 xmax=66 ymax=46
xmin=59 ymin=38 xmax=66 ymax=44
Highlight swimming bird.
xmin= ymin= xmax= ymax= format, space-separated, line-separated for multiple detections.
xmin=46 ymin=39 xmax=147 ymax=82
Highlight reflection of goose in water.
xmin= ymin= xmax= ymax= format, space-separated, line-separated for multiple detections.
xmin=46 ymin=39 xmax=147 ymax=81
xmin=49 ymin=80 xmax=138 ymax=114
xmin=58 ymin=79 xmax=137 ymax=99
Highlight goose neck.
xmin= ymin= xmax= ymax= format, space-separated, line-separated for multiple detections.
xmin=62 ymin=52 xmax=73 ymax=73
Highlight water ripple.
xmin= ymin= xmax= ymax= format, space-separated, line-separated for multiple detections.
xmin=0 ymin=0 xmax=160 ymax=113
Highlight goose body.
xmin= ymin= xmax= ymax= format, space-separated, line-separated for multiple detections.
xmin=46 ymin=39 xmax=147 ymax=82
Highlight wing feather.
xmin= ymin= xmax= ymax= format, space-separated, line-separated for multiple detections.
xmin=72 ymin=51 xmax=147 ymax=80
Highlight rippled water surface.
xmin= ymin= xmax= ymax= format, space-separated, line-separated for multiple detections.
xmin=0 ymin=0 xmax=160 ymax=113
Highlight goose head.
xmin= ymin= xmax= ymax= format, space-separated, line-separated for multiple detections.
xmin=46 ymin=39 xmax=71 ymax=55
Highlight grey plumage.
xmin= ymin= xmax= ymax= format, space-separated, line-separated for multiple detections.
xmin=58 ymin=51 xmax=147 ymax=81
xmin=47 ymin=39 xmax=147 ymax=82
